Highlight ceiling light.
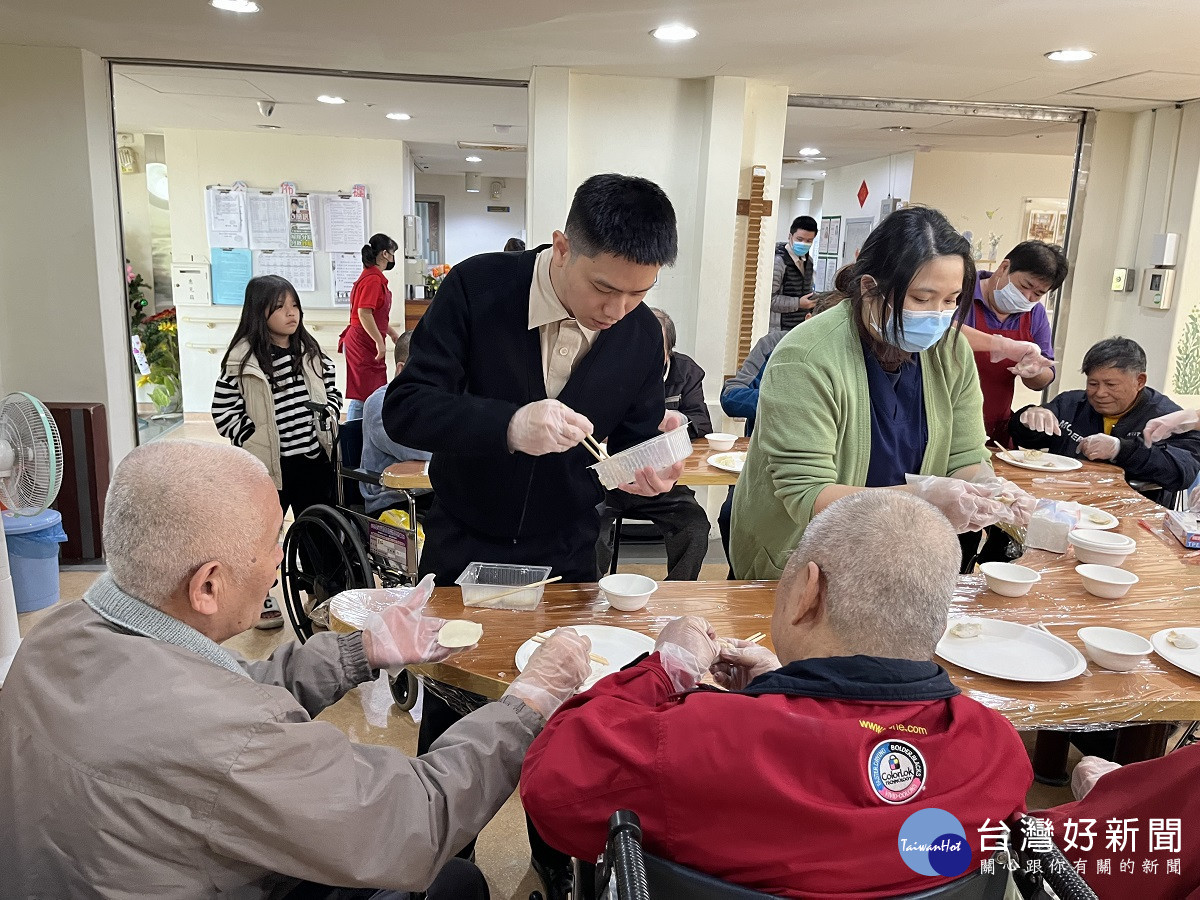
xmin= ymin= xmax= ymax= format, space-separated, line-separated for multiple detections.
xmin=465 ymin=155 xmax=482 ymax=163
xmin=800 ymin=157 xmax=827 ymax=162
xmin=386 ymin=112 xmax=411 ymax=121
xmin=798 ymin=147 xmax=821 ymax=156
xmin=210 ymin=0 xmax=260 ymax=12
xmin=256 ymin=124 xmax=281 ymax=130
xmin=1045 ymin=48 xmax=1095 ymax=62
xmin=880 ymin=125 xmax=912 ymax=132
xmin=317 ymin=95 xmax=346 ymax=105
xmin=651 ymin=23 xmax=698 ymax=42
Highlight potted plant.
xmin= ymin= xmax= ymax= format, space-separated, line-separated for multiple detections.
xmin=423 ymin=263 xmax=451 ymax=298
xmin=129 ymin=263 xmax=182 ymax=416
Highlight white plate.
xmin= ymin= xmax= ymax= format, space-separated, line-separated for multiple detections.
xmin=707 ymin=451 xmax=746 ymax=474
xmin=1074 ymin=504 xmax=1119 ymax=530
xmin=515 ymin=624 xmax=656 ymax=691
xmin=997 ymin=450 xmax=1083 ymax=472
xmin=1151 ymin=627 xmax=1200 ymax=678
xmin=936 ymin=618 xmax=1087 ymax=682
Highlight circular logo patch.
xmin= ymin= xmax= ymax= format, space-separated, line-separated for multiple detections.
xmin=897 ymin=808 xmax=972 ymax=877
xmin=868 ymin=739 xmax=926 ymax=804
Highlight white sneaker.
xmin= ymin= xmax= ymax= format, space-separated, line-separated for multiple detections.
xmin=256 ymin=596 xmax=285 ymax=630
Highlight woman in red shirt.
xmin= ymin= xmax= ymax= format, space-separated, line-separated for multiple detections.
xmin=340 ymin=233 xmax=400 ymax=419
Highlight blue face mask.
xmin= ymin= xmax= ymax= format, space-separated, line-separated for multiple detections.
xmin=792 ymin=241 xmax=812 ymax=256
xmin=878 ymin=309 xmax=958 ymax=353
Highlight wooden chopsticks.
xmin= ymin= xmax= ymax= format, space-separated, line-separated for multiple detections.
xmin=746 ymin=632 xmax=767 ymax=644
xmin=477 ymin=575 xmax=562 ymax=605
xmin=532 ymin=631 xmax=609 ymax=665
xmin=581 ymin=433 xmax=609 ymax=462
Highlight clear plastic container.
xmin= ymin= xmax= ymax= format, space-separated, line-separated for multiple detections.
xmin=456 ymin=562 xmax=553 ymax=610
xmin=589 ymin=424 xmax=693 ymax=490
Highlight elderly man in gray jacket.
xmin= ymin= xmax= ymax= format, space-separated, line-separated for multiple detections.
xmin=0 ymin=440 xmax=591 ymax=899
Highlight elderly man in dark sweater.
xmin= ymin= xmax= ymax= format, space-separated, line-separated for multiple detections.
xmin=1010 ymin=336 xmax=1200 ymax=507
xmin=596 ymin=308 xmax=712 ymax=580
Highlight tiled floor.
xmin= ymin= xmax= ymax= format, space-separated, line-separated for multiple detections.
xmin=25 ymin=415 xmax=1075 ymax=897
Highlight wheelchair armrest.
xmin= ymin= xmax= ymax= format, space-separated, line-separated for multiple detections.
xmin=339 ymin=466 xmax=385 ymax=486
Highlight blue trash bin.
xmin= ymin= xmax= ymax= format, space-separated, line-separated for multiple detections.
xmin=3 ymin=509 xmax=67 ymax=613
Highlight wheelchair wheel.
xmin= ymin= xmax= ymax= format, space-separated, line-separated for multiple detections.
xmin=389 ymin=669 xmax=420 ymax=712
xmin=281 ymin=505 xmax=373 ymax=642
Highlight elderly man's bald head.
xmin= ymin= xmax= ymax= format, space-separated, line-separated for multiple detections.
xmin=103 ymin=441 xmax=277 ymax=607
xmin=778 ymin=490 xmax=960 ymax=660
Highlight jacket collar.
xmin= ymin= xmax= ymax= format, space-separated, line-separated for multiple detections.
xmin=84 ymin=573 xmax=248 ymax=678
xmin=739 ymin=655 xmax=959 ymax=702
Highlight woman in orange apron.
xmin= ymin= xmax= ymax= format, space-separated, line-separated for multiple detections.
xmin=340 ymin=233 xmax=399 ymax=419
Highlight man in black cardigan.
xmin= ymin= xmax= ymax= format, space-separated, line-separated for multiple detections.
xmin=384 ymin=174 xmax=686 ymax=899
xmin=1009 ymin=336 xmax=1200 ymax=507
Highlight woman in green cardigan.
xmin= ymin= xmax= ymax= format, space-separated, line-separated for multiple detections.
xmin=731 ymin=207 xmax=1031 ymax=580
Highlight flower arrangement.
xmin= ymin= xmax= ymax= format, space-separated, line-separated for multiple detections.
xmin=128 ymin=262 xmax=182 ymax=415
xmin=424 ymin=263 xmax=451 ymax=297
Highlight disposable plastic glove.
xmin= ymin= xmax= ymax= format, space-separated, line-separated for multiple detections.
xmin=1143 ymin=408 xmax=1200 ymax=446
xmin=360 ymin=574 xmax=458 ymax=669
xmin=989 ymin=336 xmax=1041 ymax=364
xmin=502 ymin=627 xmax=592 ymax=720
xmin=654 ymin=615 xmax=721 ymax=691
xmin=507 ymin=399 xmax=594 ymax=456
xmin=1071 ymin=756 xmax=1121 ymax=800
xmin=1079 ymin=433 xmax=1120 ymax=462
xmin=1008 ymin=346 xmax=1054 ymax=379
xmin=905 ymin=474 xmax=1020 ymax=533
xmin=971 ymin=474 xmax=1038 ymax=527
xmin=711 ymin=638 xmax=781 ymax=691
xmin=1018 ymin=406 xmax=1061 ymax=436
xmin=658 ymin=409 xmax=689 ymax=432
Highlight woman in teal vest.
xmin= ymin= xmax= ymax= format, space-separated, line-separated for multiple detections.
xmin=731 ymin=207 xmax=1031 ymax=580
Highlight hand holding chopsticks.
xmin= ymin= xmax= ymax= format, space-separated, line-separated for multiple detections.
xmin=532 ymin=631 xmax=608 ymax=665
xmin=581 ymin=433 xmax=608 ymax=462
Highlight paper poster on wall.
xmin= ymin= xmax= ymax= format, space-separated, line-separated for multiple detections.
xmin=322 ymin=196 xmax=367 ymax=253
xmin=247 ymin=192 xmax=290 ymax=250
xmin=289 ymin=196 xmax=314 ymax=249
xmin=819 ymin=216 xmax=841 ymax=258
xmin=331 ymin=253 xmax=363 ymax=305
xmin=205 ymin=188 xmax=249 ymax=248
xmin=211 ymin=248 xmax=253 ymax=305
xmin=816 ymin=256 xmax=840 ymax=293
xmin=254 ymin=250 xmax=316 ymax=293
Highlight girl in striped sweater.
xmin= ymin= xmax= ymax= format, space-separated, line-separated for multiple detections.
xmin=212 ymin=275 xmax=342 ymax=627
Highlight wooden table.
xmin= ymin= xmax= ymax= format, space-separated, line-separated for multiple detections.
xmin=413 ymin=458 xmax=1200 ymax=750
xmin=381 ymin=438 xmax=748 ymax=491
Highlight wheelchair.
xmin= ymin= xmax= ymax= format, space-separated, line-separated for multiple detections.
xmin=590 ymin=810 xmax=1099 ymax=900
xmin=279 ymin=405 xmax=426 ymax=710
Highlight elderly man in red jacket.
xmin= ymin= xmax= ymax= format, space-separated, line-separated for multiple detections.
xmin=522 ymin=489 xmax=1033 ymax=898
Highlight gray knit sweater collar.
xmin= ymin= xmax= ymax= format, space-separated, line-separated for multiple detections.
xmin=84 ymin=573 xmax=248 ymax=678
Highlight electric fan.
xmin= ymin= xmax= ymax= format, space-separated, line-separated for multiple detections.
xmin=0 ymin=392 xmax=63 ymax=685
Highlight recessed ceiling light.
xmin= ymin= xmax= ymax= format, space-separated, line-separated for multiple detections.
xmin=465 ymin=155 xmax=482 ymax=163
xmin=210 ymin=0 xmax=260 ymax=12
xmin=1045 ymin=48 xmax=1095 ymax=62
xmin=651 ymin=23 xmax=698 ymax=42
xmin=386 ymin=112 xmax=411 ymax=120
xmin=317 ymin=95 xmax=345 ymax=104
xmin=256 ymin=124 xmax=281 ymax=130
xmin=798 ymin=147 xmax=821 ymax=156
xmin=800 ymin=157 xmax=827 ymax=162
xmin=880 ymin=125 xmax=913 ymax=132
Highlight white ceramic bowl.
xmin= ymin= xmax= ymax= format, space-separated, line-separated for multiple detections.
xmin=705 ymin=432 xmax=738 ymax=452
xmin=979 ymin=562 xmax=1041 ymax=597
xmin=1068 ymin=529 xmax=1136 ymax=567
xmin=598 ymin=573 xmax=658 ymax=611
xmin=1075 ymin=564 xmax=1140 ymax=599
xmin=1077 ymin=626 xmax=1153 ymax=672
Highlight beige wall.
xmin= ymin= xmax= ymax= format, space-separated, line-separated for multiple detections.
xmin=164 ymin=127 xmax=409 ymax=303
xmin=911 ymin=149 xmax=1075 ymax=267
xmin=413 ymin=174 xmax=526 ymax=264
xmin=0 ymin=44 xmax=135 ymax=464
xmin=819 ymin=152 xmax=915 ymax=259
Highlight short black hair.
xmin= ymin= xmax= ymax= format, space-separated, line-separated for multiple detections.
xmin=790 ymin=215 xmax=818 ymax=235
xmin=651 ymin=307 xmax=676 ymax=353
xmin=394 ymin=330 xmax=414 ymax=367
xmin=564 ymin=174 xmax=678 ymax=266
xmin=503 ymin=237 xmax=525 ymax=252
xmin=1082 ymin=337 xmax=1146 ymax=376
xmin=1004 ymin=241 xmax=1069 ymax=291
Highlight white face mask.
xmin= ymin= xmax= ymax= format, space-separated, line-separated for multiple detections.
xmin=992 ymin=277 xmax=1035 ymax=314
